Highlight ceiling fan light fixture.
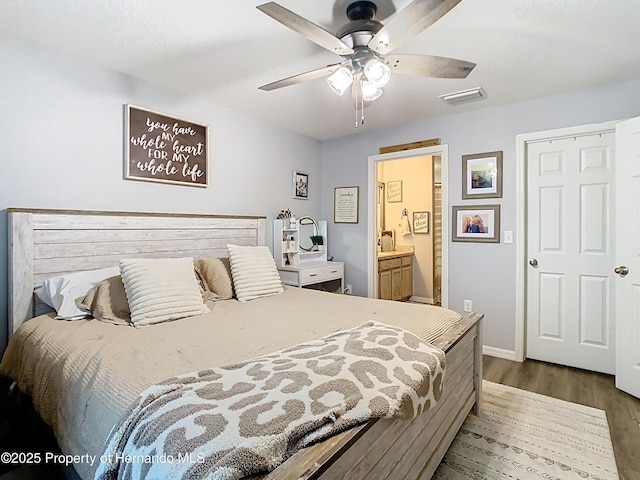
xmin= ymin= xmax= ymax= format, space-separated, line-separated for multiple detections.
xmin=327 ymin=67 xmax=354 ymax=96
xmin=257 ymin=0 xmax=478 ymax=129
xmin=361 ymin=80 xmax=383 ymax=101
xmin=363 ymin=58 xmax=391 ymax=88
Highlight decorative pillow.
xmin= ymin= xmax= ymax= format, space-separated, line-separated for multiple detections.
xmin=35 ymin=266 xmax=120 ymax=320
xmin=227 ymin=244 xmax=284 ymax=302
xmin=75 ymin=276 xmax=132 ymax=326
xmin=119 ymin=257 xmax=210 ymax=327
xmin=194 ymin=257 xmax=234 ymax=300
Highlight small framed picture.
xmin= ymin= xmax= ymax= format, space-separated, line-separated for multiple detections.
xmin=413 ymin=211 xmax=430 ymax=234
xmin=462 ymin=151 xmax=503 ymax=199
xmin=452 ymin=205 xmax=500 ymax=243
xmin=293 ymin=171 xmax=308 ymax=199
xmin=387 ymin=180 xmax=402 ymax=202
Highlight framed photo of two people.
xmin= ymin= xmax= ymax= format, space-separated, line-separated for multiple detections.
xmin=452 ymin=204 xmax=500 ymax=243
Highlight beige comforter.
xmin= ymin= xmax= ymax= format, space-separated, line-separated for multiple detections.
xmin=96 ymin=321 xmax=446 ymax=480
xmin=0 ymin=287 xmax=462 ymax=480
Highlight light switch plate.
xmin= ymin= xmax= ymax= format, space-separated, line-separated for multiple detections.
xmin=504 ymin=230 xmax=513 ymax=244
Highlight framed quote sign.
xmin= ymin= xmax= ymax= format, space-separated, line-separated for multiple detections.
xmin=386 ymin=180 xmax=402 ymax=202
xmin=413 ymin=211 xmax=430 ymax=234
xmin=125 ymin=104 xmax=208 ymax=187
xmin=334 ymin=186 xmax=359 ymax=223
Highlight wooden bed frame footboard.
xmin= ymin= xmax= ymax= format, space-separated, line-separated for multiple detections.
xmin=260 ymin=313 xmax=483 ymax=480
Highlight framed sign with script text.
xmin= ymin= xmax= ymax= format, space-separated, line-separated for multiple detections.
xmin=125 ymin=105 xmax=208 ymax=187
xmin=334 ymin=186 xmax=359 ymax=224
xmin=413 ymin=211 xmax=430 ymax=234
xmin=386 ymin=180 xmax=402 ymax=202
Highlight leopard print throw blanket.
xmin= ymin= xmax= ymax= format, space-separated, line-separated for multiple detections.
xmin=96 ymin=321 xmax=446 ymax=480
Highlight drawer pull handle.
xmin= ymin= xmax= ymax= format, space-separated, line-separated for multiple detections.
xmin=309 ymin=273 xmax=318 ymax=277
xmin=330 ymin=270 xmax=338 ymax=273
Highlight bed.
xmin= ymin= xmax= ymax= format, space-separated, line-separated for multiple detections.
xmin=2 ymin=208 xmax=483 ymax=480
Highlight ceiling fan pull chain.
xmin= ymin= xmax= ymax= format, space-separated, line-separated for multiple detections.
xmin=355 ymin=83 xmax=360 ymax=129
xmin=361 ymin=91 xmax=365 ymax=125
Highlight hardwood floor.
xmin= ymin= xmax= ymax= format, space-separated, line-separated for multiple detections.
xmin=483 ymin=355 xmax=640 ymax=480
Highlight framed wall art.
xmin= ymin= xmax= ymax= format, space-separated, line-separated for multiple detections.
xmin=125 ymin=104 xmax=208 ymax=187
xmin=293 ymin=171 xmax=309 ymax=199
xmin=386 ymin=180 xmax=402 ymax=202
xmin=462 ymin=151 xmax=502 ymax=199
xmin=334 ymin=186 xmax=359 ymax=224
xmin=452 ymin=204 xmax=500 ymax=243
xmin=413 ymin=211 xmax=430 ymax=234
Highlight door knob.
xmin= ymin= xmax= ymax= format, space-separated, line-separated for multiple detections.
xmin=615 ymin=265 xmax=629 ymax=276
xmin=529 ymin=258 xmax=538 ymax=267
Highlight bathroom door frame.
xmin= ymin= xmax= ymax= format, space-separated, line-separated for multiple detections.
xmin=367 ymin=144 xmax=449 ymax=307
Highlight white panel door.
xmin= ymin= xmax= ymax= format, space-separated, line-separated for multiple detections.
xmin=527 ymin=131 xmax=616 ymax=374
xmin=614 ymin=117 xmax=640 ymax=398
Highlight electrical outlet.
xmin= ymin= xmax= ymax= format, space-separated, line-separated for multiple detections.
xmin=345 ymin=284 xmax=352 ymax=295
xmin=463 ymin=300 xmax=473 ymax=312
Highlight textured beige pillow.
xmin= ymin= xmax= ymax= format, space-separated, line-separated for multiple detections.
xmin=227 ymin=244 xmax=284 ymax=302
xmin=76 ymin=276 xmax=132 ymax=326
xmin=120 ymin=257 xmax=210 ymax=327
xmin=194 ymin=257 xmax=234 ymax=300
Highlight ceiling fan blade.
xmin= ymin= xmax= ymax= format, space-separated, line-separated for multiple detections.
xmin=385 ymin=54 xmax=475 ymax=78
xmin=257 ymin=2 xmax=354 ymax=56
xmin=369 ymin=0 xmax=462 ymax=55
xmin=259 ymin=64 xmax=342 ymax=91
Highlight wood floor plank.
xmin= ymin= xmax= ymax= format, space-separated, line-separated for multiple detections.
xmin=483 ymin=356 xmax=640 ymax=480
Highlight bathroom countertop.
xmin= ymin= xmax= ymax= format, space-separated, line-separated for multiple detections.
xmin=377 ymin=246 xmax=415 ymax=260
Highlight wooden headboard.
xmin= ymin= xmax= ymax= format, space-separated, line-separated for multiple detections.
xmin=8 ymin=208 xmax=266 ymax=335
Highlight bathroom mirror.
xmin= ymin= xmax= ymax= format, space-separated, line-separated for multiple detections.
xmin=298 ymin=216 xmax=319 ymax=251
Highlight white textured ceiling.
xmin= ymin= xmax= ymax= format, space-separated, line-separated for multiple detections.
xmin=3 ymin=1 xmax=640 ymax=140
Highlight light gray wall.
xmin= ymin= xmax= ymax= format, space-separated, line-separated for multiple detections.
xmin=4 ymin=31 xmax=640 ymax=356
xmin=0 ymin=33 xmax=322 ymax=351
xmin=321 ymin=78 xmax=640 ymax=353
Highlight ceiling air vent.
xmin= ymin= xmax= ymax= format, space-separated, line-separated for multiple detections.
xmin=439 ymin=87 xmax=487 ymax=106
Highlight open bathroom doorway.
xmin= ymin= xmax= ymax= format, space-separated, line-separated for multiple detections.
xmin=368 ymin=145 xmax=448 ymax=307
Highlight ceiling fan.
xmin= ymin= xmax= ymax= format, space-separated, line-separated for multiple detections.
xmin=257 ymin=0 xmax=475 ymax=126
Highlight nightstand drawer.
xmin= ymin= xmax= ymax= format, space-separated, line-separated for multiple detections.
xmin=300 ymin=263 xmax=344 ymax=284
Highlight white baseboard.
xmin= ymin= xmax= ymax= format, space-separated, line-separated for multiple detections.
xmin=409 ymin=296 xmax=434 ymax=304
xmin=483 ymin=346 xmax=518 ymax=361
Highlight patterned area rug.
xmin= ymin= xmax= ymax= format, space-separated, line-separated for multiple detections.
xmin=435 ymin=380 xmax=619 ymax=479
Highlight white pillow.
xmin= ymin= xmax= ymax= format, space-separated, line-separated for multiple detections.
xmin=227 ymin=244 xmax=284 ymax=302
xmin=119 ymin=257 xmax=210 ymax=327
xmin=35 ymin=267 xmax=120 ymax=320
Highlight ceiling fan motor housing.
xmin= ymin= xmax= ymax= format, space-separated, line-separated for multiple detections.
xmin=338 ymin=1 xmax=383 ymax=49
xmin=346 ymin=1 xmax=377 ymax=20
xmin=337 ymin=19 xmax=383 ymax=49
